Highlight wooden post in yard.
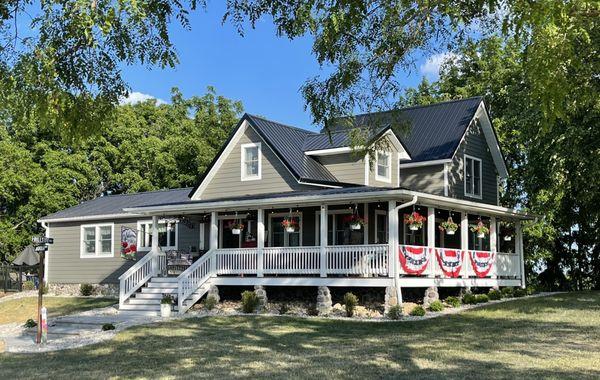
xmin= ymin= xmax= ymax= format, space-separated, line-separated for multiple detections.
xmin=36 ymin=249 xmax=45 ymax=344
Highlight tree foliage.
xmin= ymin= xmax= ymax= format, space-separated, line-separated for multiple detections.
xmin=0 ymin=87 xmax=242 ymax=262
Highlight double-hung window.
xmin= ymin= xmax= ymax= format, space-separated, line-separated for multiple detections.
xmin=376 ymin=151 xmax=391 ymax=183
xmin=464 ymin=155 xmax=482 ymax=198
xmin=241 ymin=142 xmax=261 ymax=181
xmin=80 ymin=224 xmax=114 ymax=258
xmin=138 ymin=220 xmax=177 ymax=250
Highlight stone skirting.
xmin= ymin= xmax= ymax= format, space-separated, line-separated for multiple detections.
xmin=48 ymin=283 xmax=119 ymax=297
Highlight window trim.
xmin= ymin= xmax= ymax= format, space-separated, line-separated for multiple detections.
xmin=80 ymin=223 xmax=114 ymax=258
xmin=375 ymin=151 xmax=392 ymax=183
xmin=464 ymin=154 xmax=483 ymax=199
xmin=268 ymin=212 xmax=303 ymax=247
xmin=240 ymin=142 xmax=262 ymax=181
xmin=137 ymin=220 xmax=179 ymax=251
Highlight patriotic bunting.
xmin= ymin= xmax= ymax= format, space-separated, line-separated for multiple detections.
xmin=469 ymin=250 xmax=495 ymax=277
xmin=399 ymin=245 xmax=429 ymax=275
xmin=435 ymin=248 xmax=463 ymax=278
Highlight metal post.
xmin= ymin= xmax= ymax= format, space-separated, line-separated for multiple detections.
xmin=320 ymin=204 xmax=328 ymax=277
xmin=427 ymin=207 xmax=436 ymax=278
xmin=257 ymin=208 xmax=264 ymax=277
xmin=461 ymin=212 xmax=469 ymax=279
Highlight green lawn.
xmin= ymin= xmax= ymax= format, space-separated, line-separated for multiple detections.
xmin=0 ymin=296 xmax=117 ymax=325
xmin=1 ymin=292 xmax=599 ymax=379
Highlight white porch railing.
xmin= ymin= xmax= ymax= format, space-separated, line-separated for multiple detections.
xmin=177 ymin=249 xmax=216 ymax=313
xmin=326 ymin=244 xmax=389 ymax=275
xmin=496 ymin=252 xmax=520 ymax=278
xmin=118 ymin=249 xmax=166 ymax=307
xmin=263 ymin=246 xmax=321 ymax=274
xmin=216 ymin=248 xmax=258 ymax=274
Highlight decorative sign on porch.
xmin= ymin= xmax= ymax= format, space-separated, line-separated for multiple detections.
xmin=398 ymin=245 xmax=429 ymax=275
xmin=435 ymin=248 xmax=463 ymax=278
xmin=120 ymin=226 xmax=138 ymax=261
xmin=469 ymin=251 xmax=495 ymax=277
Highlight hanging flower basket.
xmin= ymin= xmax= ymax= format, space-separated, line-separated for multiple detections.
xmin=343 ymin=214 xmax=367 ymax=230
xmin=281 ymin=218 xmax=298 ymax=233
xmin=228 ymin=221 xmax=245 ymax=235
xmin=439 ymin=217 xmax=459 ymax=235
xmin=404 ymin=211 xmax=426 ymax=231
xmin=470 ymin=221 xmax=489 ymax=239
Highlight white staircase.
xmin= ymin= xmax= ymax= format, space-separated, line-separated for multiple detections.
xmin=119 ymin=277 xmax=179 ymax=316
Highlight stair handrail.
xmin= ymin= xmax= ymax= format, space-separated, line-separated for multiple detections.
xmin=118 ymin=248 xmax=166 ymax=307
xmin=177 ymin=249 xmax=216 ymax=313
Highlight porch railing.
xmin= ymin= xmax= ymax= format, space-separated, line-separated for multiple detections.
xmin=496 ymin=252 xmax=520 ymax=278
xmin=216 ymin=248 xmax=258 ymax=274
xmin=177 ymin=249 xmax=216 ymax=313
xmin=118 ymin=249 xmax=166 ymax=307
xmin=326 ymin=244 xmax=388 ymax=275
xmin=264 ymin=246 xmax=321 ymax=275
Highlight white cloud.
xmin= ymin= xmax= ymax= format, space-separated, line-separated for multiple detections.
xmin=420 ymin=52 xmax=459 ymax=79
xmin=120 ymin=91 xmax=167 ymax=106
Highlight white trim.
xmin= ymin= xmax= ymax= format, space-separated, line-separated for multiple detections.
xmin=374 ymin=209 xmax=387 ymax=244
xmin=464 ymin=154 xmax=483 ymax=199
xmin=399 ymin=159 xmax=452 ymax=169
xmin=380 ymin=129 xmax=411 ymax=160
xmin=136 ymin=219 xmax=179 ymax=251
xmin=396 ymin=152 xmax=400 ymax=187
xmin=314 ymin=208 xmax=353 ymax=245
xmin=80 ymin=223 xmax=114 ymax=258
xmin=268 ymin=212 xmax=303 ymax=247
xmin=443 ymin=163 xmax=449 ymax=197
xmin=474 ymin=102 xmax=509 ymax=178
xmin=375 ymin=151 xmax=392 ymax=183
xmin=298 ymin=180 xmax=342 ymax=189
xmin=240 ymin=142 xmax=262 ymax=181
xmin=305 ymin=147 xmax=355 ymax=156
xmin=199 ymin=223 xmax=205 ymax=251
xmin=364 ymin=153 xmax=370 ymax=186
xmin=39 ymin=213 xmax=143 ymax=223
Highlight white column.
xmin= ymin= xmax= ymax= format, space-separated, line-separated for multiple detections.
xmin=516 ymin=220 xmax=526 ymax=288
xmin=210 ymin=211 xmax=218 ymax=250
xmin=257 ymin=209 xmax=264 ymax=277
xmin=490 ymin=216 xmax=497 ymax=279
xmin=151 ymin=215 xmax=159 ymax=252
xmin=461 ymin=212 xmax=469 ymax=278
xmin=388 ymin=201 xmax=398 ymax=278
xmin=320 ymin=204 xmax=328 ymax=277
xmin=363 ymin=203 xmax=369 ymax=245
xmin=427 ymin=207 xmax=436 ymax=278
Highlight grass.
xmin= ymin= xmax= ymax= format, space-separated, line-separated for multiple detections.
xmin=0 ymin=297 xmax=117 ymax=325
xmin=0 ymin=292 xmax=599 ymax=379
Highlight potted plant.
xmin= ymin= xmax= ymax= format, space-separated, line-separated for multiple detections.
xmin=228 ymin=221 xmax=245 ymax=235
xmin=161 ymin=294 xmax=174 ymax=317
xmin=404 ymin=211 xmax=426 ymax=231
xmin=470 ymin=220 xmax=490 ymax=239
xmin=281 ymin=218 xmax=298 ymax=233
xmin=501 ymin=225 xmax=514 ymax=241
xmin=439 ymin=217 xmax=458 ymax=235
xmin=344 ymin=214 xmax=367 ymax=230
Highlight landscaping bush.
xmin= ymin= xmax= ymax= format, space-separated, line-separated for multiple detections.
xmin=80 ymin=283 xmax=94 ymax=296
xmin=387 ymin=305 xmax=403 ymax=320
xmin=475 ymin=294 xmax=489 ymax=304
xmin=22 ymin=280 xmax=35 ymax=291
xmin=24 ymin=319 xmax=37 ymax=328
xmin=306 ymin=304 xmax=319 ymax=316
xmin=428 ymin=300 xmax=444 ymax=312
xmin=409 ymin=305 xmax=426 ymax=316
xmin=462 ymin=293 xmax=477 ymax=305
xmin=445 ymin=296 xmax=461 ymax=308
xmin=161 ymin=294 xmax=174 ymax=305
xmin=488 ymin=289 xmax=502 ymax=300
xmin=102 ymin=323 xmax=115 ymax=331
xmin=278 ymin=303 xmax=290 ymax=315
xmin=203 ymin=296 xmax=217 ymax=311
xmin=501 ymin=287 xmax=514 ymax=298
xmin=343 ymin=292 xmax=358 ymax=317
xmin=513 ymin=288 xmax=527 ymax=298
xmin=241 ymin=291 xmax=259 ymax=313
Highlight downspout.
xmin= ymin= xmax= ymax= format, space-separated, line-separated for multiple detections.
xmin=40 ymin=221 xmax=49 ymax=284
xmin=392 ymin=195 xmax=418 ymax=307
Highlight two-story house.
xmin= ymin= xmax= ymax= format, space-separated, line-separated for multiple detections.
xmin=39 ymin=97 xmax=532 ymax=315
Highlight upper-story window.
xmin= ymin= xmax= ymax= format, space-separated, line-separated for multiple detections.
xmin=464 ymin=155 xmax=482 ymax=198
xmin=376 ymin=151 xmax=391 ymax=183
xmin=80 ymin=223 xmax=113 ymax=258
xmin=241 ymin=142 xmax=262 ymax=181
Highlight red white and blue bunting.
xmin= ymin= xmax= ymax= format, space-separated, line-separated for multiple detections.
xmin=435 ymin=248 xmax=463 ymax=278
xmin=399 ymin=245 xmax=429 ymax=275
xmin=469 ymin=250 xmax=495 ymax=278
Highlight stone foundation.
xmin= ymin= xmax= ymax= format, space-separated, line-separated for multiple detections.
xmin=48 ymin=283 xmax=119 ymax=298
xmin=254 ymin=285 xmax=268 ymax=312
xmin=423 ymin=286 xmax=439 ymax=308
xmin=316 ymin=286 xmax=332 ymax=316
xmin=207 ymin=285 xmax=220 ymax=303
xmin=384 ymin=286 xmax=399 ymax=314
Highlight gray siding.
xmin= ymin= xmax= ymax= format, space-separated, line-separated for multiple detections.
xmin=368 ymin=136 xmax=400 ymax=187
xmin=200 ymin=126 xmax=317 ymax=199
xmin=448 ymin=121 xmax=498 ymax=205
xmin=318 ymin=154 xmax=364 ymax=185
xmin=400 ymin=165 xmax=445 ymax=196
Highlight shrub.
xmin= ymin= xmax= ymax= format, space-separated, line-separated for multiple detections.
xmin=445 ymin=296 xmax=461 ymax=308
xmin=278 ymin=303 xmax=290 ymax=315
xmin=428 ymin=300 xmax=444 ymax=312
xmin=488 ymin=289 xmax=502 ymax=300
xmin=475 ymin=294 xmax=489 ymax=304
xmin=24 ymin=319 xmax=37 ymax=328
xmin=513 ymin=288 xmax=527 ymax=298
xmin=387 ymin=305 xmax=403 ymax=320
xmin=102 ymin=323 xmax=115 ymax=331
xmin=22 ymin=280 xmax=35 ymax=291
xmin=462 ymin=293 xmax=477 ymax=305
xmin=80 ymin=283 xmax=94 ymax=296
xmin=306 ymin=304 xmax=319 ymax=316
xmin=501 ymin=287 xmax=514 ymax=298
xmin=343 ymin=292 xmax=358 ymax=317
xmin=241 ymin=291 xmax=259 ymax=313
xmin=526 ymin=286 xmax=536 ymax=295
xmin=409 ymin=305 xmax=426 ymax=316
xmin=161 ymin=294 xmax=174 ymax=305
xmin=204 ymin=296 xmax=217 ymax=310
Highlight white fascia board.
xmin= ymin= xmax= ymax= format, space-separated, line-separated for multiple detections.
xmin=304 ymin=147 xmax=355 ymax=156
xmin=38 ymin=213 xmax=143 ymax=224
xmin=399 ymin=159 xmax=452 ymax=168
xmin=380 ymin=129 xmax=411 ymax=160
xmin=474 ymin=102 xmax=509 ymax=178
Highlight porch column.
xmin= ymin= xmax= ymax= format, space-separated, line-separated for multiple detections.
xmin=388 ymin=201 xmax=398 ymax=278
xmin=516 ymin=220 xmax=526 ymax=288
xmin=210 ymin=211 xmax=218 ymax=273
xmin=461 ymin=212 xmax=469 ymax=279
xmin=151 ymin=215 xmax=159 ymax=252
xmin=320 ymin=204 xmax=328 ymax=277
xmin=427 ymin=207 xmax=436 ymax=278
xmin=363 ymin=203 xmax=369 ymax=245
xmin=490 ymin=216 xmax=497 ymax=279
xmin=257 ymin=208 xmax=264 ymax=277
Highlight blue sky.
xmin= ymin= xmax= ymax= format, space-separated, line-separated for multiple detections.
xmin=120 ymin=4 xmax=448 ymax=130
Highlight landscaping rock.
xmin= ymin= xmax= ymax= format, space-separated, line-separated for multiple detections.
xmin=423 ymin=286 xmax=439 ymax=308
xmin=207 ymin=285 xmax=220 ymax=303
xmin=384 ymin=286 xmax=398 ymax=313
xmin=316 ymin=286 xmax=332 ymax=316
xmin=254 ymin=285 xmax=268 ymax=312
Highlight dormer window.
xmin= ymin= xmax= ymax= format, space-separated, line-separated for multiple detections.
xmin=464 ymin=154 xmax=482 ymax=198
xmin=241 ymin=142 xmax=261 ymax=181
xmin=376 ymin=151 xmax=391 ymax=183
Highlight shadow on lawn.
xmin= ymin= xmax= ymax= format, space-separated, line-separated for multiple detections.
xmin=1 ymin=293 xmax=599 ymax=379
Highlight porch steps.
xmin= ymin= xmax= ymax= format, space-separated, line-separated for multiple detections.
xmin=119 ymin=277 xmax=182 ymax=316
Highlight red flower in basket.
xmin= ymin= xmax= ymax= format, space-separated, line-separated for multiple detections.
xmin=404 ymin=211 xmax=426 ymax=231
